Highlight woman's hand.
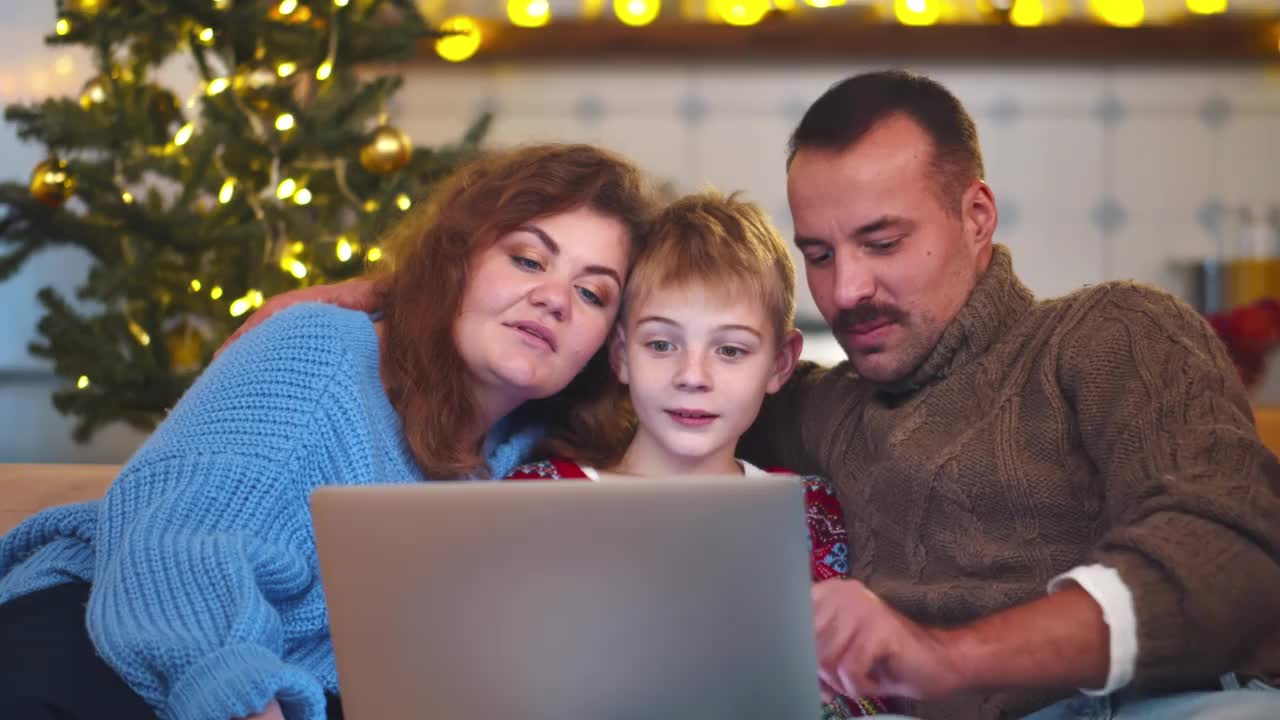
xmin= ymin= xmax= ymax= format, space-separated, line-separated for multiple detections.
xmin=239 ymin=699 xmax=286 ymax=720
xmin=215 ymin=280 xmax=379 ymax=359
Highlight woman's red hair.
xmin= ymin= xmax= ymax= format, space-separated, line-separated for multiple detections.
xmin=375 ymin=144 xmax=658 ymax=478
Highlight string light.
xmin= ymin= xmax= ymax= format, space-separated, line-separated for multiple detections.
xmin=218 ymin=178 xmax=236 ymax=204
xmin=895 ymin=0 xmax=940 ymax=25
xmin=395 ymin=193 xmax=412 ymax=211
xmin=127 ymin=320 xmax=152 ymax=347
xmin=197 ymin=26 xmax=216 ymax=45
xmin=336 ymin=236 xmax=355 ymax=262
xmin=252 ymin=290 xmax=265 ymax=308
xmin=366 ymin=246 xmax=383 ymax=263
xmin=1091 ymin=0 xmax=1143 ymax=26
xmin=230 ymin=295 xmax=254 ymax=317
xmin=190 ymin=279 xmax=203 ymax=292
xmin=214 ymin=0 xmax=231 ymax=8
xmin=436 ymin=16 xmax=482 ymax=62
xmin=121 ymin=191 xmax=134 ymax=204
xmin=1010 ymin=0 xmax=1044 ymax=26
xmin=277 ymin=178 xmax=297 ymax=199
xmin=715 ymin=0 xmax=769 ymax=25
xmin=206 ymin=77 xmax=231 ymax=95
xmin=316 ymin=61 xmax=333 ymax=81
xmin=294 ymin=188 xmax=313 ymax=205
xmin=278 ymin=0 xmax=299 ymax=15
xmin=1185 ymin=0 xmax=1225 ymax=13
xmin=803 ymin=0 xmax=844 ymax=7
xmin=363 ymin=199 xmax=380 ymax=212
xmin=615 ymin=0 xmax=660 ymax=26
xmin=508 ymin=0 xmax=550 ymax=27
xmin=335 ymin=0 xmax=350 ymax=5
xmin=281 ymin=255 xmax=308 ymax=278
xmin=55 ymin=19 xmax=71 ymax=36
xmin=210 ymin=285 xmax=224 ymax=300
xmin=275 ymin=112 xmax=295 ymax=131
xmin=173 ymin=122 xmax=195 ymax=146
xmin=277 ymin=62 xmax=298 ymax=78
xmin=77 ymin=375 xmax=90 ymax=390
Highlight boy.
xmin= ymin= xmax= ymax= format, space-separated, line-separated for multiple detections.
xmin=509 ymin=191 xmax=897 ymax=717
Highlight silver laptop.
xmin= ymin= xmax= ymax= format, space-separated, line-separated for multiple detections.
xmin=312 ymin=477 xmax=821 ymax=719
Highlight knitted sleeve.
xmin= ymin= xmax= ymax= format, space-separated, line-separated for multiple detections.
xmin=83 ymin=305 xmax=366 ymax=720
xmin=1059 ymin=283 xmax=1280 ymax=685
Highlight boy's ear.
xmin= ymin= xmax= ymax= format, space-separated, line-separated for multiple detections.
xmin=609 ymin=327 xmax=630 ymax=385
xmin=766 ymin=329 xmax=803 ymax=394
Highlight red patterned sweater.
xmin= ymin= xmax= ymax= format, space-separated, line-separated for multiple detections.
xmin=507 ymin=457 xmax=894 ymax=718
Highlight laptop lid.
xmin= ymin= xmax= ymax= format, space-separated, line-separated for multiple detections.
xmin=312 ymin=477 xmax=821 ymax=720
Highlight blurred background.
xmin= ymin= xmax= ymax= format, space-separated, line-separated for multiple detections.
xmin=2 ymin=0 xmax=1278 ymax=461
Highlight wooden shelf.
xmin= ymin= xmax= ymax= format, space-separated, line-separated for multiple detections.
xmin=415 ymin=16 xmax=1280 ymax=64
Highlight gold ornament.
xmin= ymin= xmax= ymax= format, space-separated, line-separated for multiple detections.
xmin=30 ymin=158 xmax=76 ymax=207
xmin=65 ymin=0 xmax=108 ymax=15
xmin=359 ymin=125 xmax=413 ymax=175
xmin=79 ymin=74 xmax=110 ymax=110
xmin=165 ymin=324 xmax=204 ymax=373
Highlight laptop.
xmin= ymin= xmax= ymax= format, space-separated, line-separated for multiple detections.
xmin=311 ymin=476 xmax=822 ymax=719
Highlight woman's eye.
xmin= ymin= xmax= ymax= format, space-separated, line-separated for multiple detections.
xmin=511 ymin=255 xmax=543 ymax=271
xmin=717 ymin=346 xmax=747 ymax=359
xmin=646 ymin=340 xmax=673 ymax=353
xmin=577 ymin=287 xmax=603 ymax=307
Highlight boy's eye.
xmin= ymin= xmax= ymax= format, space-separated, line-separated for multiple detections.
xmin=802 ymin=249 xmax=832 ymax=266
xmin=511 ymin=255 xmax=543 ymax=271
xmin=645 ymin=340 xmax=674 ymax=353
xmin=577 ymin=287 xmax=604 ymax=307
xmin=717 ymin=346 xmax=748 ymax=359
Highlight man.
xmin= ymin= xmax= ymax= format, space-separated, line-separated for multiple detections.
xmin=738 ymin=70 xmax=1280 ymax=719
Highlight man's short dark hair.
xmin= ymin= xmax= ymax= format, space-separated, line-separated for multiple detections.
xmin=787 ymin=70 xmax=984 ymax=216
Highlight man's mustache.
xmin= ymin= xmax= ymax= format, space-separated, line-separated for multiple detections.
xmin=834 ymin=302 xmax=907 ymax=333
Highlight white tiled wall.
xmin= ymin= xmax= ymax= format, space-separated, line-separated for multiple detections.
xmin=393 ymin=61 xmax=1280 ymax=328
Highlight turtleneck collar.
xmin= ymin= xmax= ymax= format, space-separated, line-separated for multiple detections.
xmin=876 ymin=244 xmax=1034 ymax=398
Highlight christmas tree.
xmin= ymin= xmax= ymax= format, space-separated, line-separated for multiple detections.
xmin=0 ymin=0 xmax=489 ymax=442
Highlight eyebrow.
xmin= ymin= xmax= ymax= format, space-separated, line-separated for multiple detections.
xmin=793 ymin=215 xmax=911 ymax=248
xmin=635 ymin=316 xmax=763 ymax=339
xmin=516 ymin=224 xmax=623 ymax=288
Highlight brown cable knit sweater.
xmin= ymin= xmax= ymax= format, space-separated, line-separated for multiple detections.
xmin=741 ymin=245 xmax=1280 ymax=719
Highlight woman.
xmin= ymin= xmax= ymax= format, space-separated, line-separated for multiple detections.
xmin=0 ymin=144 xmax=658 ymax=720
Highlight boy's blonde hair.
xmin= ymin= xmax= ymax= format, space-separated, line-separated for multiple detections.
xmin=621 ymin=190 xmax=797 ymax=343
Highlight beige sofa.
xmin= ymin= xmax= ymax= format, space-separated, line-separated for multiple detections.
xmin=5 ymin=405 xmax=1280 ymax=535
xmin=0 ymin=463 xmax=118 ymax=536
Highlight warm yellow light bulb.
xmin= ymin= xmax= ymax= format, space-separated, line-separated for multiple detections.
xmin=121 ymin=191 xmax=134 ymax=204
xmin=287 ymin=260 xmax=308 ymax=279
xmin=1091 ymin=0 xmax=1143 ymax=26
xmin=190 ymin=279 xmax=203 ymax=293
xmin=615 ymin=0 xmax=660 ymax=26
xmin=278 ymin=0 xmax=299 ymax=14
xmin=366 ymin=246 xmax=383 ymax=263
xmin=275 ymin=112 xmax=295 ymax=131
xmin=1010 ymin=0 xmax=1044 ymax=26
xmin=128 ymin=320 xmax=152 ymax=347
xmin=336 ymin=237 xmax=355 ymax=262
xmin=210 ymin=285 xmax=224 ymax=300
xmin=396 ymin=193 xmax=412 ymax=211
xmin=77 ymin=375 xmax=90 ymax=390
xmin=206 ymin=77 xmax=230 ymax=95
xmin=508 ymin=0 xmax=550 ymax=27
xmin=174 ymin=122 xmax=195 ymax=146
xmin=277 ymin=62 xmax=297 ymax=78
xmin=197 ymin=26 xmax=215 ymax=45
xmin=716 ymin=0 xmax=769 ymax=25
xmin=335 ymin=0 xmax=350 ymax=5
xmin=895 ymin=0 xmax=940 ymax=25
xmin=316 ymin=61 xmax=333 ymax=81
xmin=803 ymin=0 xmax=845 ymax=8
xmin=229 ymin=296 xmax=253 ymax=317
xmin=277 ymin=178 xmax=297 ymax=199
xmin=1185 ymin=0 xmax=1225 ymax=13
xmin=251 ymin=290 xmax=264 ymax=308
xmin=436 ymin=16 xmax=482 ymax=62
xmin=56 ymin=18 xmax=71 ymax=36
xmin=294 ymin=188 xmax=313 ymax=205
xmin=219 ymin=177 xmax=236 ymax=204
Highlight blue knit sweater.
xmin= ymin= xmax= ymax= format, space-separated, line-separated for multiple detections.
xmin=0 ymin=304 xmax=542 ymax=720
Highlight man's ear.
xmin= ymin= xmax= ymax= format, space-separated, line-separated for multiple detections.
xmin=766 ymin=329 xmax=804 ymax=394
xmin=609 ymin=327 xmax=630 ymax=385
xmin=961 ymin=179 xmax=998 ymax=255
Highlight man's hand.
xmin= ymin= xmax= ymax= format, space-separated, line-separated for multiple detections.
xmin=812 ymin=579 xmax=965 ymax=701
xmin=239 ymin=699 xmax=286 ymax=720
xmin=215 ymin=279 xmax=379 ymax=358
